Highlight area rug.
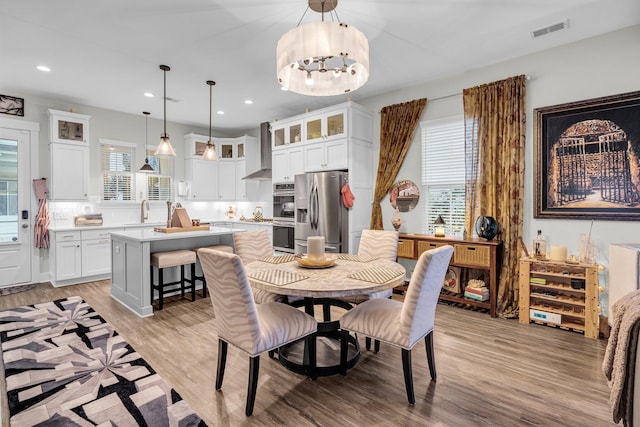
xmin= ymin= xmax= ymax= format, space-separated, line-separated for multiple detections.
xmin=0 ymin=284 xmax=36 ymax=296
xmin=0 ymin=296 xmax=206 ymax=426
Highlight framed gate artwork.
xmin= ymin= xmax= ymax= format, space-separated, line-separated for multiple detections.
xmin=534 ymin=90 xmax=640 ymax=220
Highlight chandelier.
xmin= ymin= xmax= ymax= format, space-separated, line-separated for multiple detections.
xmin=276 ymin=0 xmax=369 ymax=96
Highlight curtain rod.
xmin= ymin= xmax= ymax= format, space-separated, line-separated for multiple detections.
xmin=377 ymin=75 xmax=532 ymax=112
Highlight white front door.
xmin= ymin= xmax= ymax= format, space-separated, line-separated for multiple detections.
xmin=0 ymin=128 xmax=31 ymax=287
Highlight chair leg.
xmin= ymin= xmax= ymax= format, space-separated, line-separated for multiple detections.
xmin=201 ymin=265 xmax=208 ymax=298
xmin=401 ymin=348 xmax=415 ymax=404
xmin=374 ymin=339 xmax=381 ymax=353
xmin=246 ymin=355 xmax=260 ymax=417
xmin=215 ymin=339 xmax=228 ymax=391
xmin=365 ymin=337 xmax=371 ymax=350
xmin=339 ymin=329 xmax=350 ymax=375
xmin=425 ymin=331 xmax=436 ymax=380
xmin=307 ymin=333 xmax=317 ymax=380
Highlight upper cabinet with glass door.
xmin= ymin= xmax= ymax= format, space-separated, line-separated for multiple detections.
xmin=305 ymin=108 xmax=346 ymax=143
xmin=271 ymin=120 xmax=303 ymax=149
xmin=48 ymin=109 xmax=91 ymax=144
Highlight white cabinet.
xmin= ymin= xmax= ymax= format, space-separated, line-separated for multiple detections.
xmin=273 ymin=147 xmax=303 ymax=182
xmin=48 ymin=109 xmax=91 ymax=201
xmin=304 ymin=139 xmax=348 ymax=172
xmin=270 ymin=102 xmax=373 ymax=254
xmin=55 ymin=239 xmax=82 ymax=281
xmin=304 ymin=108 xmax=346 ymax=143
xmin=50 ymin=227 xmax=123 ymax=286
xmin=50 ymin=143 xmax=89 ymax=200
xmin=272 ymin=120 xmax=303 ymax=147
xmin=81 ymin=229 xmax=113 ymax=276
xmin=218 ymin=161 xmax=236 ymax=200
xmin=49 ymin=109 xmax=90 ymax=144
xmin=184 ymin=134 xmax=257 ymax=201
xmin=236 ymin=160 xmax=247 ymax=200
xmin=186 ymin=159 xmax=219 ymax=200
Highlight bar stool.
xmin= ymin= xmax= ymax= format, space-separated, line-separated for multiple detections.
xmin=191 ymin=245 xmax=234 ymax=297
xmin=150 ymin=249 xmax=197 ymax=310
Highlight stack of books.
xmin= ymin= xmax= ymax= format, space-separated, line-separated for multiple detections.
xmin=464 ymin=286 xmax=490 ymax=301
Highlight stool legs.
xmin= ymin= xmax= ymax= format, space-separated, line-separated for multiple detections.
xmin=151 ymin=263 xmax=196 ymax=310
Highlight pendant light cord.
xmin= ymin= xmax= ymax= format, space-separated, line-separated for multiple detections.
xmin=163 ymin=68 xmax=167 ymax=136
xmin=207 ymin=81 xmax=216 ymax=143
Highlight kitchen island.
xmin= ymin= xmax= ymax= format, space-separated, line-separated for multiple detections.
xmin=110 ymin=226 xmax=244 ymax=317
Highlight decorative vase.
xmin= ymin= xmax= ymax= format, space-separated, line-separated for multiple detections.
xmin=391 ymin=209 xmax=402 ymax=231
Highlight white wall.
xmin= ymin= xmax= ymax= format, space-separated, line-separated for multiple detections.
xmin=357 ymin=25 xmax=640 ymax=311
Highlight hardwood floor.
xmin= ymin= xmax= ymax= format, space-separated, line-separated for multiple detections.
xmin=0 ymin=281 xmax=614 ymax=426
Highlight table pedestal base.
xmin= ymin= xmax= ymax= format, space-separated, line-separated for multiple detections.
xmin=277 ymin=297 xmax=360 ymax=377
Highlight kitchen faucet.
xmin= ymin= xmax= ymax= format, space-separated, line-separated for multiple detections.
xmin=140 ymin=199 xmax=149 ymax=223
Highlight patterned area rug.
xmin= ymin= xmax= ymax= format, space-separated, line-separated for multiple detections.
xmin=0 ymin=284 xmax=36 ymax=296
xmin=0 ymin=296 xmax=206 ymax=426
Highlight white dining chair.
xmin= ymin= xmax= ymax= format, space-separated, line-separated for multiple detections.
xmin=339 ymin=245 xmax=454 ymax=404
xmin=348 ymin=229 xmax=400 ymax=351
xmin=198 ymin=248 xmax=317 ymax=416
xmin=233 ymin=230 xmax=288 ymax=304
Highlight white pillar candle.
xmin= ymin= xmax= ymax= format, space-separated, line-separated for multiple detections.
xmin=307 ymin=236 xmax=325 ymax=261
xmin=549 ymin=245 xmax=568 ymax=262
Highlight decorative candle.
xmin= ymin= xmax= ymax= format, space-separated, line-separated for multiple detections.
xmin=307 ymin=236 xmax=325 ymax=261
xmin=549 ymin=245 xmax=568 ymax=262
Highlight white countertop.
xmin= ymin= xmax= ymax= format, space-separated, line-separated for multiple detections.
xmin=109 ymin=226 xmax=246 ymax=242
xmin=49 ymin=219 xmax=272 ymax=232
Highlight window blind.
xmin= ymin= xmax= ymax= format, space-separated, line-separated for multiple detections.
xmin=100 ymin=140 xmax=135 ymax=201
xmin=145 ymin=148 xmax=173 ymax=201
xmin=421 ymin=117 xmax=466 ymax=236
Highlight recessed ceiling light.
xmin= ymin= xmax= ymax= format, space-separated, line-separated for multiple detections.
xmin=244 ymin=100 xmax=253 ymax=105
xmin=217 ymin=110 xmax=224 ymax=115
xmin=144 ymin=92 xmax=154 ymax=98
xmin=36 ymin=65 xmax=51 ymax=72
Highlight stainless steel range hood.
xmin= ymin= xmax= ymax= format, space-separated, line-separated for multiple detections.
xmin=242 ymin=122 xmax=272 ymax=180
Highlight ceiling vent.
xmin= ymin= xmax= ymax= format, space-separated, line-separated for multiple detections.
xmin=531 ymin=19 xmax=569 ymax=38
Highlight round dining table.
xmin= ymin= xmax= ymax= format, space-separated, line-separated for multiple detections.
xmin=245 ymin=254 xmax=406 ymax=377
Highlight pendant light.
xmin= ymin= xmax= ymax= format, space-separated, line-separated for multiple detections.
xmin=154 ymin=65 xmax=176 ymax=156
xmin=139 ymin=111 xmax=155 ymax=172
xmin=202 ymin=80 xmax=218 ymax=160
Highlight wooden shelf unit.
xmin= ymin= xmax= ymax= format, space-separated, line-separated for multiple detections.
xmin=398 ymin=234 xmax=503 ymax=317
xmin=518 ymin=258 xmax=599 ymax=339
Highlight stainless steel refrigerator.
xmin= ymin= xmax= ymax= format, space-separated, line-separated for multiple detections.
xmin=294 ymin=171 xmax=349 ymax=254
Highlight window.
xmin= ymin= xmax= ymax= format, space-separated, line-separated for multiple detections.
xmin=100 ymin=139 xmax=135 ymax=201
xmin=145 ymin=147 xmax=173 ymax=201
xmin=421 ymin=116 xmax=466 ymax=236
xmin=0 ymin=180 xmax=17 ymax=216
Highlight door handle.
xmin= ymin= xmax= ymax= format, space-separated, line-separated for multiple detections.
xmin=21 ymin=224 xmax=28 ymax=228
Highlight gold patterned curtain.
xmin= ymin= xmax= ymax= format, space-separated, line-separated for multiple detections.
xmin=370 ymin=98 xmax=427 ymax=230
xmin=463 ymin=75 xmax=526 ymax=317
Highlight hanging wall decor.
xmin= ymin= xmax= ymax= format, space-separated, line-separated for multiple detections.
xmin=0 ymin=95 xmax=24 ymax=116
xmin=389 ymin=179 xmax=420 ymax=212
xmin=534 ymin=90 xmax=640 ymax=220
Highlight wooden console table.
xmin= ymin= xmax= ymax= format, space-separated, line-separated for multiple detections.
xmin=398 ymin=233 xmax=503 ymax=317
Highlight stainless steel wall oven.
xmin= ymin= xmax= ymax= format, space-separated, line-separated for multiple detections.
xmin=273 ymin=182 xmax=295 ymax=253
xmin=273 ymin=182 xmax=295 ymax=221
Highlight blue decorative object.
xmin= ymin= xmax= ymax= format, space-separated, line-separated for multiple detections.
xmin=475 ymin=216 xmax=498 ymax=241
